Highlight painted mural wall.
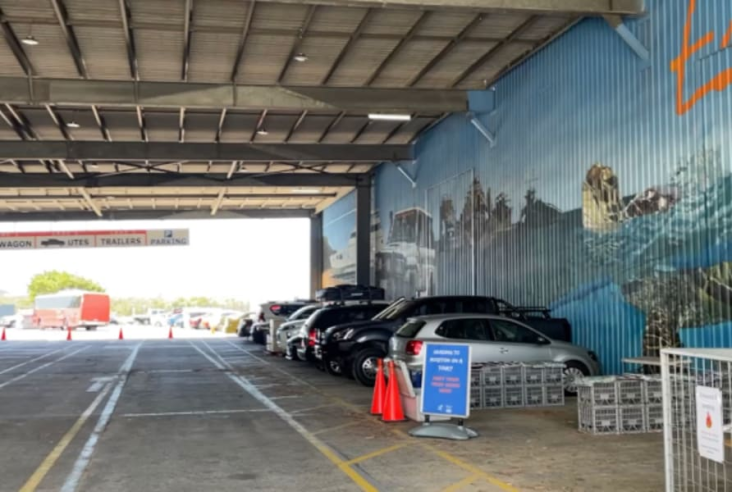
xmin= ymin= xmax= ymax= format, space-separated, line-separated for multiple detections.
xmin=322 ymin=191 xmax=357 ymax=288
xmin=372 ymin=0 xmax=732 ymax=375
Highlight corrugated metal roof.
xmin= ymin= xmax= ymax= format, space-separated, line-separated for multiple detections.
xmin=457 ymin=41 xmax=533 ymax=88
xmin=136 ymin=29 xmax=184 ymax=81
xmin=472 ymin=14 xmax=529 ymax=39
xmin=370 ymin=39 xmax=449 ymax=87
xmin=0 ymin=38 xmax=26 ymax=76
xmin=236 ymin=33 xmax=297 ymax=84
xmin=146 ymin=111 xmax=180 ymax=142
xmin=309 ymin=6 xmax=369 ymax=34
xmin=184 ymin=112 xmax=220 ymax=142
xmin=129 ymin=0 xmax=185 ymax=27
xmin=414 ymin=11 xmax=476 ymax=37
xmin=192 ymin=0 xmax=249 ymax=29
xmin=326 ymin=38 xmax=401 ymax=87
xmin=64 ymin=0 xmax=122 ymax=24
xmin=13 ymin=23 xmax=79 ymax=77
xmin=252 ymin=2 xmax=310 ymax=31
xmin=188 ymin=31 xmax=241 ymax=83
xmin=219 ymin=112 xmax=260 ymax=143
xmin=321 ymin=115 xmax=368 ymax=143
xmin=75 ymin=27 xmax=131 ymax=80
xmin=415 ymin=41 xmax=498 ymax=88
xmin=518 ymin=16 xmax=571 ymax=41
xmin=0 ymin=0 xmax=55 ymax=21
xmin=281 ymin=35 xmax=349 ymax=85
xmin=362 ymin=9 xmax=422 ymax=36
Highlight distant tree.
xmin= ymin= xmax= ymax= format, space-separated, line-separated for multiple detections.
xmin=27 ymin=270 xmax=104 ymax=301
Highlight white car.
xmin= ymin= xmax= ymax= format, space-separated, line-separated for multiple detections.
xmin=251 ymin=300 xmax=315 ymax=344
xmin=276 ymin=305 xmax=321 ymax=349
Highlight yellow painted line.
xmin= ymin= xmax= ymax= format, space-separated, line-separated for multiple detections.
xmin=442 ymin=474 xmax=480 ymax=492
xmin=19 ymin=384 xmax=113 ymax=492
xmin=427 ymin=447 xmax=520 ymax=492
xmin=345 ymin=443 xmax=407 ymax=466
xmin=313 ymin=421 xmax=360 ymax=436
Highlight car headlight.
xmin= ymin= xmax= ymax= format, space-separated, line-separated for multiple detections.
xmin=332 ymin=328 xmax=355 ymax=341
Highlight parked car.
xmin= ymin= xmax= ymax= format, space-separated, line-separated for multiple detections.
xmin=320 ymin=295 xmax=573 ymax=387
xmin=389 ymin=314 xmax=600 ymax=394
xmin=289 ymin=302 xmax=390 ymax=362
xmin=251 ymin=300 xmax=316 ymax=345
xmin=276 ymin=304 xmax=321 ymax=351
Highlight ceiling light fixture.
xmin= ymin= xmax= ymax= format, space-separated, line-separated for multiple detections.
xmin=66 ymin=121 xmax=80 ymax=129
xmin=368 ymin=113 xmax=411 ymax=122
xmin=22 ymin=35 xmax=39 ymax=46
xmin=256 ymin=127 xmax=269 ymax=136
xmin=294 ymin=53 xmax=308 ymax=62
xmin=291 ymin=188 xmax=321 ymax=194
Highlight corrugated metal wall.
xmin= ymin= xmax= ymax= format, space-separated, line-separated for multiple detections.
xmin=322 ymin=191 xmax=356 ymax=287
xmin=371 ymin=0 xmax=732 ymax=375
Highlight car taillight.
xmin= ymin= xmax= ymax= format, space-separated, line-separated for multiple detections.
xmin=270 ymin=305 xmax=281 ymax=315
xmin=308 ymin=329 xmax=317 ymax=347
xmin=406 ymin=340 xmax=423 ymax=356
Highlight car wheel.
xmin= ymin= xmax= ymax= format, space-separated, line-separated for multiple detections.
xmin=352 ymin=347 xmax=385 ymax=387
xmin=563 ymin=361 xmax=589 ymax=396
xmin=324 ymin=358 xmax=342 ymax=376
xmin=287 ymin=345 xmax=301 ymax=361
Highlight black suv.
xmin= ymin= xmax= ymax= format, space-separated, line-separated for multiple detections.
xmin=321 ymin=296 xmax=571 ymax=387
xmin=290 ymin=302 xmax=390 ymax=363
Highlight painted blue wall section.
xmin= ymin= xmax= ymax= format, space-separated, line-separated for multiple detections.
xmin=322 ymin=191 xmax=356 ymax=287
xmin=367 ymin=0 xmax=732 ymax=375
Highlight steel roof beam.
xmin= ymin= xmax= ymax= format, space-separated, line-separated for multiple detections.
xmin=0 ymin=77 xmax=468 ymax=113
xmin=231 ymin=1 xmax=257 ymax=82
xmin=249 ymin=0 xmax=643 ymax=15
xmin=0 ymin=8 xmax=34 ymax=77
xmin=48 ymin=0 xmax=88 ymax=78
xmin=0 ymin=173 xmax=364 ymax=188
xmin=0 ymin=141 xmax=411 ymax=162
xmin=321 ymin=9 xmax=374 ymax=85
xmin=182 ymin=0 xmax=193 ymax=81
xmin=0 ymin=193 xmax=338 ymax=200
xmin=365 ymin=11 xmax=430 ymax=86
xmin=118 ymin=0 xmax=139 ymax=80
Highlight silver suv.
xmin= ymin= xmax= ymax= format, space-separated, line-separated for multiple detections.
xmin=389 ymin=314 xmax=600 ymax=394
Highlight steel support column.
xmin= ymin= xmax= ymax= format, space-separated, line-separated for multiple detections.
xmin=355 ymin=181 xmax=371 ymax=286
xmin=310 ymin=213 xmax=324 ymax=298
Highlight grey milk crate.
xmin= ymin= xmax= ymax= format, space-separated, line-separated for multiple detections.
xmin=578 ymin=402 xmax=619 ymax=435
xmin=645 ymin=404 xmax=664 ymax=432
xmin=502 ymin=364 xmax=524 ymax=386
xmin=619 ymin=405 xmax=646 ymax=433
xmin=544 ymin=364 xmax=564 ymax=385
xmin=643 ymin=377 xmax=663 ymax=404
xmin=470 ymin=388 xmax=483 ymax=409
xmin=578 ymin=377 xmax=618 ymax=406
xmin=470 ymin=366 xmax=484 ymax=388
xmin=482 ymin=365 xmax=503 ymax=387
xmin=504 ymin=386 xmax=525 ymax=407
xmin=545 ymin=385 xmax=565 ymax=406
xmin=524 ymin=364 xmax=544 ymax=385
xmin=524 ymin=385 xmax=544 ymax=407
xmin=484 ymin=387 xmax=503 ymax=408
xmin=617 ymin=378 xmax=645 ymax=406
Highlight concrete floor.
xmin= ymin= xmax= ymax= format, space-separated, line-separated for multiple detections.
xmin=0 ymin=337 xmax=665 ymax=492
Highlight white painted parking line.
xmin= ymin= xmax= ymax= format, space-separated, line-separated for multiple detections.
xmin=120 ymin=409 xmax=271 ymax=418
xmin=59 ymin=343 xmax=142 ymax=492
xmin=0 ymin=346 xmax=89 ymax=390
xmin=191 ymin=341 xmax=382 ymax=492
xmin=144 ymin=369 xmax=195 ymax=373
xmin=87 ymin=377 xmax=115 ymax=393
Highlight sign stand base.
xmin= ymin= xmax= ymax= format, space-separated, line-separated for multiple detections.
xmin=408 ymin=417 xmax=478 ymax=441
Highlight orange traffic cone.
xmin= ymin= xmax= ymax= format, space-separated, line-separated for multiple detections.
xmin=168 ymin=326 xmax=174 ymax=339
xmin=370 ymin=359 xmax=387 ymax=415
xmin=1 ymin=327 xmax=6 ymax=341
xmin=381 ymin=360 xmax=406 ymax=422
xmin=66 ymin=326 xmax=72 ymax=341
xmin=118 ymin=326 xmax=124 ymax=340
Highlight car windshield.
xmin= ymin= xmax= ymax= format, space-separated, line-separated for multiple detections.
xmin=373 ymin=298 xmax=407 ymax=320
xmin=288 ymin=305 xmax=316 ymax=321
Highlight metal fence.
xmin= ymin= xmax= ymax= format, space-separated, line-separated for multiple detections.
xmin=662 ymin=348 xmax=732 ymax=492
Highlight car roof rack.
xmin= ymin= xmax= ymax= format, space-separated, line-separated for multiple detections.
xmin=315 ymin=284 xmax=385 ymax=305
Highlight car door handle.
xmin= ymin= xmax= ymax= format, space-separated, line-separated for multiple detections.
xmin=499 ymin=348 xmax=509 ymax=354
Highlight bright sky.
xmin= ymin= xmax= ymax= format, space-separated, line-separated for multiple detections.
xmin=0 ymin=219 xmax=311 ymax=306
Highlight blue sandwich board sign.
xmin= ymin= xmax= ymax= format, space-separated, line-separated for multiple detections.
xmin=420 ymin=343 xmax=472 ymax=419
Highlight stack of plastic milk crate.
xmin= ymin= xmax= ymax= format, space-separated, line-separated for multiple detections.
xmin=470 ymin=362 xmax=565 ymax=410
xmin=577 ymin=375 xmax=663 ymax=435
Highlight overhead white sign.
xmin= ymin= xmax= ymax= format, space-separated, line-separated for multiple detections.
xmin=696 ymin=386 xmax=725 ymax=464
xmin=0 ymin=229 xmax=189 ymax=251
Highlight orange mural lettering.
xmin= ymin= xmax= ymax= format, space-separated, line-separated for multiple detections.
xmin=670 ymin=0 xmax=732 ymax=116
